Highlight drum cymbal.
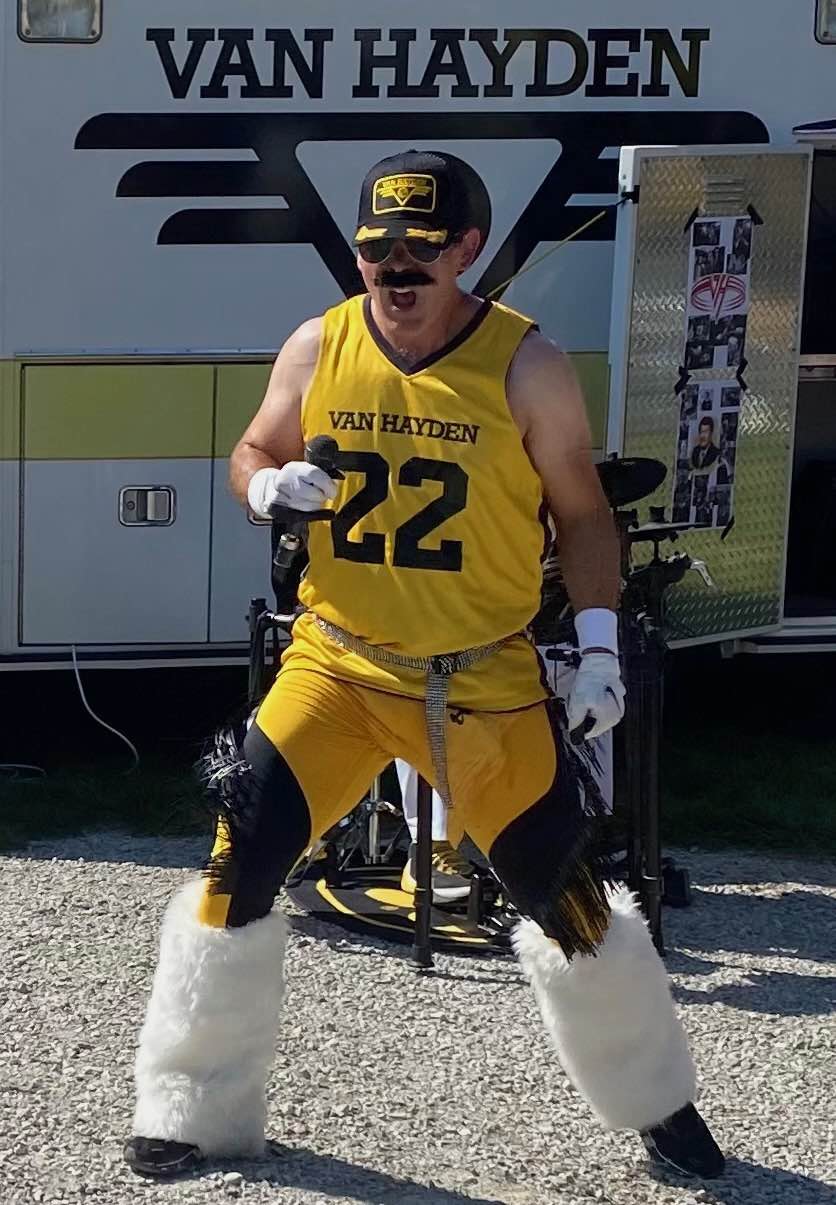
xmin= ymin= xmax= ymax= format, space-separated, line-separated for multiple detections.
xmin=596 ymin=457 xmax=667 ymax=508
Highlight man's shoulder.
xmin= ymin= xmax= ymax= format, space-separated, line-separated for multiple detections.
xmin=295 ymin=313 xmax=324 ymax=341
xmin=507 ymin=327 xmax=574 ymax=394
xmin=280 ymin=314 xmax=324 ymax=367
xmin=505 ymin=327 xmax=584 ymax=437
xmin=283 ymin=295 xmax=365 ymax=349
xmin=291 ymin=294 xmax=369 ymax=353
xmin=512 ymin=326 xmax=564 ymax=366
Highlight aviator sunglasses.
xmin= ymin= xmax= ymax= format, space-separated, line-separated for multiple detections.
xmin=357 ymin=233 xmax=462 ymax=265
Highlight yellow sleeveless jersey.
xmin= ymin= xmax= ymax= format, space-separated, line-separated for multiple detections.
xmin=285 ymin=293 xmax=549 ymax=711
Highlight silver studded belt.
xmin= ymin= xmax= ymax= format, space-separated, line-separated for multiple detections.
xmin=314 ymin=614 xmax=509 ymax=810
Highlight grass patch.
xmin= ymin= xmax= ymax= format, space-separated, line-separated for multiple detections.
xmin=662 ymin=730 xmax=836 ymax=854
xmin=0 ymin=756 xmax=208 ymax=854
xmin=660 ymin=647 xmax=836 ymax=856
xmin=1 ymin=655 xmax=834 ymax=858
xmin=4 ymin=732 xmax=834 ymax=858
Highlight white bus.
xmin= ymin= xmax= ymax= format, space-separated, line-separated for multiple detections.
xmin=2 ymin=1 xmax=834 ymax=668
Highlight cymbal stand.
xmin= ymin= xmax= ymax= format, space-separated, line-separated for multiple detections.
xmin=616 ymin=516 xmax=713 ymax=954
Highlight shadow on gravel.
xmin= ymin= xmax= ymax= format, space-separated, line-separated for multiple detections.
xmin=650 ymin=1156 xmax=836 ymax=1204
xmin=671 ymin=885 xmax=836 ymax=966
xmin=684 ymin=857 xmax=836 ymax=890
xmin=671 ymin=963 xmax=836 ymax=1017
xmin=14 ymin=834 xmax=207 ymax=870
xmin=287 ymin=914 xmax=523 ymax=985
xmin=182 ymin=1142 xmax=507 ymax=1204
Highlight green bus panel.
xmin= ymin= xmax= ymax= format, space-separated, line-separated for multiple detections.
xmin=571 ymin=353 xmax=609 ymax=450
xmin=0 ymin=362 xmax=21 ymax=460
xmin=215 ymin=364 xmax=272 ymax=458
xmin=23 ymin=364 xmax=214 ymax=459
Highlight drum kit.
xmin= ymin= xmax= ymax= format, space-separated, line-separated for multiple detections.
xmin=246 ymin=445 xmax=715 ymax=962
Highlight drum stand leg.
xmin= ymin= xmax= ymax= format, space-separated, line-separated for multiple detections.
xmin=623 ymin=625 xmax=645 ymax=920
xmin=641 ymin=619 xmax=665 ymax=956
xmin=247 ymin=598 xmax=272 ymax=709
xmin=623 ymin=610 xmax=665 ymax=956
xmin=412 ymin=774 xmax=434 ymax=970
xmin=367 ymin=776 xmax=383 ymax=864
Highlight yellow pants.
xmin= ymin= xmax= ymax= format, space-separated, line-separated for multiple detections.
xmin=198 ymin=667 xmax=609 ymax=956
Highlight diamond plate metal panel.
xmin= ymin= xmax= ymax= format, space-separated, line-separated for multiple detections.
xmin=621 ymin=151 xmax=811 ymax=641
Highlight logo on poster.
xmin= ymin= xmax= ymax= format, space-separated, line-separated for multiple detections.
xmin=690 ymin=273 xmax=747 ymax=319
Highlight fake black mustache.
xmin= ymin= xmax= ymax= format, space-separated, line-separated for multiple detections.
xmin=373 ymin=270 xmax=436 ymax=289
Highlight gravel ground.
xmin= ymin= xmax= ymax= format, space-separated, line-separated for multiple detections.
xmin=1 ymin=834 xmax=834 ymax=1205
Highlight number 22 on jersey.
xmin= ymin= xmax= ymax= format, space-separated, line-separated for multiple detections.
xmin=330 ymin=451 xmax=468 ymax=572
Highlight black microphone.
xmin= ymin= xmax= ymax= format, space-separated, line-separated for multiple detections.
xmin=269 ymin=432 xmax=342 ymax=581
xmin=266 ymin=434 xmax=342 ymax=610
xmin=304 ymin=434 xmax=343 ymax=480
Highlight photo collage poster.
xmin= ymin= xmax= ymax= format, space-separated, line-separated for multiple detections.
xmin=673 ymin=215 xmax=753 ymax=529
xmin=684 ymin=216 xmax=753 ymax=371
xmin=672 ymin=382 xmax=740 ymax=528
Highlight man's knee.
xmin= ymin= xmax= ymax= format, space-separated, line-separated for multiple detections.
xmin=200 ymin=722 xmax=313 ymax=928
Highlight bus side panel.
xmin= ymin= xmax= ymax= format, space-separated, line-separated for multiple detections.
xmin=0 ymin=364 xmax=21 ymax=656
xmin=20 ymin=364 xmax=214 ymax=645
xmin=210 ymin=363 xmax=272 ymax=643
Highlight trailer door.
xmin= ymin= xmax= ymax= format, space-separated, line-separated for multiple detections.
xmin=606 ymin=145 xmax=812 ymax=646
xmin=20 ymin=364 xmax=214 ymax=646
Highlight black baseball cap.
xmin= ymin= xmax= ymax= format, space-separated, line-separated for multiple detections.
xmin=353 ymin=149 xmax=491 ymax=256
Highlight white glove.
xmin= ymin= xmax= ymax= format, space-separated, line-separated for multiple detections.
xmin=565 ymin=652 xmax=626 ymax=740
xmin=247 ymin=462 xmax=337 ymax=520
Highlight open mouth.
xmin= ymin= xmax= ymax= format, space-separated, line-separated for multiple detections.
xmin=374 ymin=270 xmax=434 ymax=312
xmin=388 ymin=287 xmax=418 ymax=311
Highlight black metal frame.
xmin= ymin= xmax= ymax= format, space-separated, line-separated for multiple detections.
xmin=617 ymin=513 xmax=705 ymax=953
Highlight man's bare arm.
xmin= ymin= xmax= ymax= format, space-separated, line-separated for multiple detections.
xmin=508 ymin=330 xmax=620 ymax=615
xmin=228 ymin=317 xmax=322 ymax=506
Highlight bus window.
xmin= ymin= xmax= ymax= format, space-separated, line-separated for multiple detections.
xmin=817 ymin=0 xmax=836 ymax=41
xmin=19 ymin=0 xmax=101 ymax=41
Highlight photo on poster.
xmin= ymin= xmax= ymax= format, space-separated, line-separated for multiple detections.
xmin=690 ymin=415 xmax=721 ymax=473
xmin=683 ymin=216 xmax=753 ymax=371
xmin=720 ymin=410 xmax=738 ymax=472
xmin=714 ymin=485 xmax=733 ymax=527
xmin=672 ymin=380 xmax=741 ymax=529
xmin=727 ymin=249 xmax=749 ymax=274
xmin=731 ymin=217 xmax=752 ymax=262
xmin=693 ymin=246 xmax=725 ymax=279
xmin=680 ymin=384 xmax=698 ymax=420
xmin=685 ymin=318 xmax=714 ymax=369
xmin=692 ymin=220 xmax=721 ymax=246
xmin=672 ymin=469 xmax=692 ymax=523
xmin=725 ymin=316 xmax=747 ymax=367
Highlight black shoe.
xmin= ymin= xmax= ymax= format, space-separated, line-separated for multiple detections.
xmin=641 ymin=1103 xmax=725 ymax=1179
xmin=124 ymin=1136 xmax=203 ymax=1178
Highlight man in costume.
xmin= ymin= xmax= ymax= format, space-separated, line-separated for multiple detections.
xmin=124 ymin=150 xmax=724 ymax=1181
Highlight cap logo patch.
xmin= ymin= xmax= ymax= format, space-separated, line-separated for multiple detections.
xmin=372 ymin=173 xmax=437 ymax=215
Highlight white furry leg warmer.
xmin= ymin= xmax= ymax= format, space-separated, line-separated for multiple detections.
xmin=132 ymin=879 xmax=288 ymax=1156
xmin=513 ymin=884 xmax=696 ymax=1132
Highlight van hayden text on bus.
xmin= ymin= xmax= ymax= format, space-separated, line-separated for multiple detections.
xmin=148 ymin=27 xmax=710 ymax=102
